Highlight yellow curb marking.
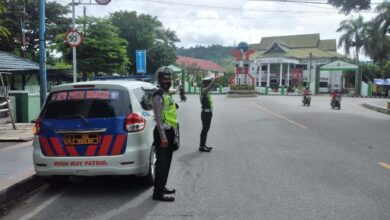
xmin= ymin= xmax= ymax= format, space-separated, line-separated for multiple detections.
xmin=252 ymin=102 xmax=306 ymax=129
xmin=378 ymin=162 xmax=390 ymax=170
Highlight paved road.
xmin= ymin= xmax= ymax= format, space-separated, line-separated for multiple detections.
xmin=3 ymin=95 xmax=390 ymax=220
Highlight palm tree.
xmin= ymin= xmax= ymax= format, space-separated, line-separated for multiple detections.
xmin=0 ymin=3 xmax=10 ymax=37
xmin=362 ymin=21 xmax=390 ymax=65
xmin=337 ymin=15 xmax=365 ymax=66
xmin=375 ymin=1 xmax=390 ymax=35
xmin=155 ymin=28 xmax=180 ymax=48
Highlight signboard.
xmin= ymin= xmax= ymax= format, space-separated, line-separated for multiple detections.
xmin=95 ymin=0 xmax=111 ymax=5
xmin=291 ymin=68 xmax=303 ymax=86
xmin=374 ymin=78 xmax=390 ymax=86
xmin=136 ymin=50 xmax=146 ymax=74
xmin=65 ymin=29 xmax=83 ymax=47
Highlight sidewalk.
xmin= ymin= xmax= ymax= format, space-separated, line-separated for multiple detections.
xmin=0 ymin=124 xmax=42 ymax=214
xmin=0 ymin=123 xmax=34 ymax=141
xmin=362 ymin=99 xmax=390 ymax=115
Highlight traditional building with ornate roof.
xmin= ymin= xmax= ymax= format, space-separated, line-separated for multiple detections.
xmin=249 ymin=33 xmax=345 ymax=94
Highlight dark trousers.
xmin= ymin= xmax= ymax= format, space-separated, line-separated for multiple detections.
xmin=153 ymin=127 xmax=174 ymax=193
xmin=200 ymin=111 xmax=213 ymax=147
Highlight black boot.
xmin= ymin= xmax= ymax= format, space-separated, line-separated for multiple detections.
xmin=153 ymin=192 xmax=175 ymax=202
xmin=199 ymin=145 xmax=212 ymax=152
xmin=163 ymin=187 xmax=176 ymax=194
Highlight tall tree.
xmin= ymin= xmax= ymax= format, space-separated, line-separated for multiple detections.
xmin=110 ymin=11 xmax=160 ymax=73
xmin=147 ymin=42 xmax=177 ymax=75
xmin=328 ymin=0 xmax=371 ymax=14
xmin=109 ymin=11 xmax=178 ymax=74
xmin=375 ymin=1 xmax=390 ymax=34
xmin=362 ymin=21 xmax=390 ymax=65
xmin=337 ymin=15 xmax=365 ymax=66
xmin=0 ymin=3 xmax=10 ymax=37
xmin=54 ymin=17 xmax=129 ymax=78
xmin=155 ymin=27 xmax=180 ymax=48
xmin=0 ymin=0 xmax=70 ymax=60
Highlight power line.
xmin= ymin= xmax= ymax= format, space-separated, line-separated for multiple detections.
xmin=128 ymin=0 xmax=339 ymax=14
xmin=250 ymin=0 xmax=329 ymax=5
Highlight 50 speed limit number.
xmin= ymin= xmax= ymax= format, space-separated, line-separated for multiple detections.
xmin=65 ymin=30 xmax=83 ymax=47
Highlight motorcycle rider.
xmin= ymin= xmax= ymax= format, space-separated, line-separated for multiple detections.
xmin=179 ymin=85 xmax=186 ymax=101
xmin=331 ymin=88 xmax=341 ymax=101
xmin=303 ymin=86 xmax=309 ymax=99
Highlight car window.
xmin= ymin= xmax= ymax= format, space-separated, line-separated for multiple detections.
xmin=42 ymin=89 xmax=130 ymax=119
xmin=133 ymin=87 xmax=154 ymax=111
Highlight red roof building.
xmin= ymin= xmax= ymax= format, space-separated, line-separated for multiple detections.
xmin=176 ymin=56 xmax=226 ymax=73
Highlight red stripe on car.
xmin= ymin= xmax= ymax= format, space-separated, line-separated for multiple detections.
xmin=66 ymin=146 xmax=79 ymax=156
xmin=98 ymin=135 xmax=113 ymax=156
xmin=111 ymin=134 xmax=126 ymax=155
xmin=86 ymin=145 xmax=97 ymax=156
xmin=49 ymin=137 xmax=66 ymax=156
xmin=39 ymin=137 xmax=55 ymax=156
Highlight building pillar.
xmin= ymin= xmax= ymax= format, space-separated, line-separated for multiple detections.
xmin=267 ymin=63 xmax=270 ymax=87
xmin=279 ymin=63 xmax=283 ymax=86
xmin=287 ymin=63 xmax=290 ymax=87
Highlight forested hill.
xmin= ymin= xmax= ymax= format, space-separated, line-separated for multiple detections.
xmin=176 ymin=45 xmax=235 ymax=67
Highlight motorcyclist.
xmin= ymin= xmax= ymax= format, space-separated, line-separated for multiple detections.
xmin=331 ymin=89 xmax=341 ymax=101
xmin=179 ymin=85 xmax=186 ymax=101
xmin=303 ymin=86 xmax=309 ymax=97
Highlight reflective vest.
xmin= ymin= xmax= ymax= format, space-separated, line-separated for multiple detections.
xmin=200 ymin=92 xmax=213 ymax=112
xmin=162 ymin=94 xmax=178 ymax=129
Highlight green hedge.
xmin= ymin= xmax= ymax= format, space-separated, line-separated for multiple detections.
xmin=230 ymin=84 xmax=255 ymax=90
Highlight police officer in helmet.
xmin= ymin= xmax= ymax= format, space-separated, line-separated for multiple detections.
xmin=199 ymin=75 xmax=222 ymax=152
xmin=152 ymin=66 xmax=178 ymax=202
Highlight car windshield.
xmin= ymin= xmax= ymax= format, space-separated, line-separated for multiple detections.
xmin=42 ymin=89 xmax=129 ymax=119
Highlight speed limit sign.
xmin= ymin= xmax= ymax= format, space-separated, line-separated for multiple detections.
xmin=95 ymin=0 xmax=111 ymax=5
xmin=65 ymin=29 xmax=83 ymax=47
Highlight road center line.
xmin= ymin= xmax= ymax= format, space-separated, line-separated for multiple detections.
xmin=252 ymin=102 xmax=306 ymax=129
xmin=378 ymin=162 xmax=390 ymax=170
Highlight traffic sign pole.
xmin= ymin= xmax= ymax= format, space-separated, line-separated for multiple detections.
xmin=72 ymin=0 xmax=77 ymax=83
xmin=38 ymin=0 xmax=47 ymax=106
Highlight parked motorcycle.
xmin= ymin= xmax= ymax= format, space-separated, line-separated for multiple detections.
xmin=330 ymin=94 xmax=341 ymax=110
xmin=302 ymin=95 xmax=311 ymax=106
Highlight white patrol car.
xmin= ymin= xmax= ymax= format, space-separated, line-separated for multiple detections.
xmin=33 ymin=80 xmax=158 ymax=186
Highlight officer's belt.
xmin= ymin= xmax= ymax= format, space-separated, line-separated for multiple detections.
xmin=162 ymin=124 xmax=172 ymax=130
xmin=202 ymin=109 xmax=211 ymax=112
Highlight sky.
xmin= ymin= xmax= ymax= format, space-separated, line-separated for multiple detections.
xmin=51 ymin=0 xmax=383 ymax=59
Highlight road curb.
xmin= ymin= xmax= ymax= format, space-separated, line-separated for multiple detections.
xmin=0 ymin=175 xmax=43 ymax=214
xmin=361 ymin=103 xmax=390 ymax=115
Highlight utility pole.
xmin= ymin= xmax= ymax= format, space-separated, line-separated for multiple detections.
xmin=38 ymin=0 xmax=47 ymax=106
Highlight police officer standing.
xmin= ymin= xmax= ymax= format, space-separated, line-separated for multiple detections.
xmin=199 ymin=75 xmax=222 ymax=152
xmin=152 ymin=66 xmax=178 ymax=202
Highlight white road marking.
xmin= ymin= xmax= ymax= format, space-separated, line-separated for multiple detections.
xmin=19 ymin=192 xmax=64 ymax=220
xmin=83 ymin=189 xmax=153 ymax=220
